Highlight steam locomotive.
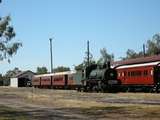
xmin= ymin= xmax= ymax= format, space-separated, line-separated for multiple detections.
xmin=81 ymin=62 xmax=121 ymax=92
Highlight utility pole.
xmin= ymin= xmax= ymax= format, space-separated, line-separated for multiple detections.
xmin=143 ymin=44 xmax=145 ymax=57
xmin=49 ymin=38 xmax=53 ymax=73
xmin=87 ymin=40 xmax=90 ymax=66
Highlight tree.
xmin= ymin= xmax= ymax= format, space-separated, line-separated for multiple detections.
xmin=122 ymin=33 xmax=160 ymax=60
xmin=3 ymin=67 xmax=22 ymax=86
xmin=126 ymin=49 xmax=141 ymax=59
xmin=74 ymin=51 xmax=96 ymax=71
xmin=121 ymin=49 xmax=144 ymax=60
xmin=5 ymin=67 xmax=21 ymax=78
xmin=0 ymin=5 xmax=22 ymax=62
xmin=5 ymin=67 xmax=22 ymax=78
xmin=36 ymin=67 xmax=48 ymax=74
xmin=146 ymin=33 xmax=160 ymax=55
xmin=53 ymin=66 xmax=70 ymax=73
xmin=97 ymin=48 xmax=114 ymax=64
xmin=74 ymin=63 xmax=84 ymax=71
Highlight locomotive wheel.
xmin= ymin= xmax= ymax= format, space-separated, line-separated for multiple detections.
xmin=92 ymin=86 xmax=99 ymax=93
xmin=126 ymin=87 xmax=131 ymax=92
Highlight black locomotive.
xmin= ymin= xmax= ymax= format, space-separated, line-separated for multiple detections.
xmin=81 ymin=62 xmax=121 ymax=92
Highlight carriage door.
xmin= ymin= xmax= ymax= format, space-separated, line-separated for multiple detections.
xmin=64 ymin=75 xmax=68 ymax=89
xmin=154 ymin=66 xmax=160 ymax=84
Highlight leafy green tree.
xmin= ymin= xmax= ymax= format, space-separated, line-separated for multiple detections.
xmin=36 ymin=67 xmax=48 ymax=74
xmin=74 ymin=63 xmax=84 ymax=71
xmin=97 ymin=48 xmax=114 ymax=64
xmin=146 ymin=33 xmax=160 ymax=55
xmin=122 ymin=33 xmax=160 ymax=60
xmin=53 ymin=66 xmax=70 ymax=73
xmin=121 ymin=49 xmax=144 ymax=60
xmin=0 ymin=8 xmax=22 ymax=62
xmin=5 ymin=67 xmax=21 ymax=78
xmin=126 ymin=49 xmax=140 ymax=59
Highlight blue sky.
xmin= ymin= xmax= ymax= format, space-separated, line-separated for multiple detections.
xmin=1 ymin=0 xmax=160 ymax=74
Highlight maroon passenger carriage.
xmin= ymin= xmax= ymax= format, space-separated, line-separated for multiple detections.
xmin=113 ymin=55 xmax=160 ymax=92
xmin=32 ymin=71 xmax=82 ymax=89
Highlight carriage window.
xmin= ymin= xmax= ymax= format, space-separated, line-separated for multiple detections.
xmin=122 ymin=72 xmax=124 ymax=77
xmin=54 ymin=77 xmax=63 ymax=81
xmin=128 ymin=72 xmax=130 ymax=77
xmin=151 ymin=70 xmax=153 ymax=75
xmin=144 ymin=70 xmax=148 ymax=76
xmin=131 ymin=71 xmax=134 ymax=76
xmin=124 ymin=71 xmax=126 ymax=76
xmin=137 ymin=71 xmax=142 ymax=76
xmin=129 ymin=71 xmax=142 ymax=77
xmin=118 ymin=73 xmax=121 ymax=77
xmin=131 ymin=71 xmax=135 ymax=76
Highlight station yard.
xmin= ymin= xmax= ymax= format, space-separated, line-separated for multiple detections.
xmin=0 ymin=87 xmax=160 ymax=120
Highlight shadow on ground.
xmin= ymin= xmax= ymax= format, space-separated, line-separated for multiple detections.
xmin=1 ymin=105 xmax=160 ymax=120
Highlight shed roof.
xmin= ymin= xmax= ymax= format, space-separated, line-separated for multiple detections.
xmin=15 ymin=70 xmax=35 ymax=78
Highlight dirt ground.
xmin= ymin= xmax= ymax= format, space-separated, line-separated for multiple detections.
xmin=0 ymin=87 xmax=160 ymax=120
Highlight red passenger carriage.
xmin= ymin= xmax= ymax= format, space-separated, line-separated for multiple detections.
xmin=113 ymin=55 xmax=160 ymax=92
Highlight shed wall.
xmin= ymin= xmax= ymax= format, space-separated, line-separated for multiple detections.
xmin=10 ymin=78 xmax=18 ymax=87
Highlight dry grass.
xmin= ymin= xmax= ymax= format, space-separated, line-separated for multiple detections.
xmin=26 ymin=92 xmax=104 ymax=108
xmin=1 ymin=87 xmax=160 ymax=119
xmin=24 ymin=89 xmax=160 ymax=107
xmin=0 ymin=105 xmax=29 ymax=120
